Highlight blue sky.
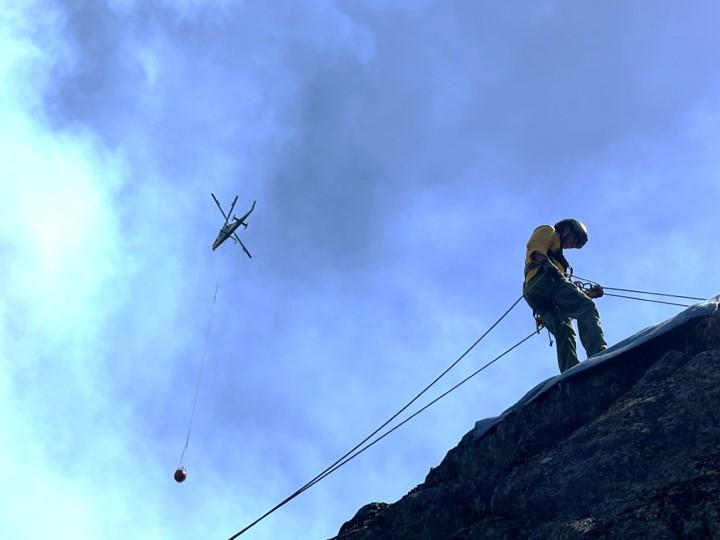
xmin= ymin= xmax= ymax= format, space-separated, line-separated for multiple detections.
xmin=2 ymin=1 xmax=719 ymax=538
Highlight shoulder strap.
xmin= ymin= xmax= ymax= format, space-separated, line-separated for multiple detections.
xmin=548 ymin=248 xmax=572 ymax=275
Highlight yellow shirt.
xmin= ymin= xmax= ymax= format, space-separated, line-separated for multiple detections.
xmin=523 ymin=225 xmax=567 ymax=285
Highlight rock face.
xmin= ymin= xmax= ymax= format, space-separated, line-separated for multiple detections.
xmin=333 ymin=311 xmax=720 ymax=539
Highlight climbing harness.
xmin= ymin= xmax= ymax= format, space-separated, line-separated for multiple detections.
xmin=534 ymin=313 xmax=553 ymax=347
xmin=175 ymin=280 xmax=220 ymax=482
xmin=227 ymin=296 xmax=529 ymax=539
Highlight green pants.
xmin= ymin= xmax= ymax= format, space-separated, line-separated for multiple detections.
xmin=523 ymin=272 xmax=607 ymax=373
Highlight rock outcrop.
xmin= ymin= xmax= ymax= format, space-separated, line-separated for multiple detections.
xmin=333 ymin=306 xmax=720 ymax=539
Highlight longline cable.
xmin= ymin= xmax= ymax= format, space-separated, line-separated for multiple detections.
xmin=177 ymin=280 xmax=220 ymax=476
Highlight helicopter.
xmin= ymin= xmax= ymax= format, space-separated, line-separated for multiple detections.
xmin=211 ymin=193 xmax=256 ymax=258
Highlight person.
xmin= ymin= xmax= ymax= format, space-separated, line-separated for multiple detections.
xmin=522 ymin=219 xmax=607 ymax=373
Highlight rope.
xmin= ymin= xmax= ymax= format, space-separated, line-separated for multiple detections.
xmin=290 ymin=330 xmax=538 ymax=496
xmin=571 ymin=274 xmax=705 ymax=302
xmin=227 ymin=277 xmax=704 ymax=537
xmin=178 ymin=280 xmax=220 ymax=467
xmin=227 ymin=296 xmax=526 ymax=539
xmin=603 ymin=292 xmax=691 ymax=308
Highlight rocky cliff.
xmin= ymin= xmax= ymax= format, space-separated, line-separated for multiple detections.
xmin=333 ymin=303 xmax=720 ymax=539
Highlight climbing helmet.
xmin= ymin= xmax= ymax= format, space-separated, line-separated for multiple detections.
xmin=554 ymin=218 xmax=588 ymax=248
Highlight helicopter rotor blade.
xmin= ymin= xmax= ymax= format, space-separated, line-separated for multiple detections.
xmin=226 ymin=196 xmax=239 ymax=223
xmin=211 ymin=192 xmax=231 ymax=225
xmin=234 ymin=234 xmax=252 ymax=258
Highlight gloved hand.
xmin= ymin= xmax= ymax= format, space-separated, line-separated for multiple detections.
xmin=585 ymin=285 xmax=604 ymax=298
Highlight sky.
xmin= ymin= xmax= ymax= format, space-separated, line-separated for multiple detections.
xmin=1 ymin=1 xmax=719 ymax=538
